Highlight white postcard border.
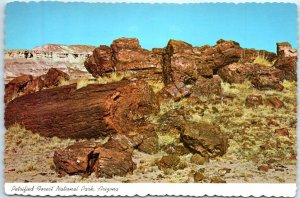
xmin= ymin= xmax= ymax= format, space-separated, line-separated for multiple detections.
xmin=4 ymin=183 xmax=297 ymax=197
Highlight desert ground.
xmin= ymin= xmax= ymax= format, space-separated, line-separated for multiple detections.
xmin=5 ymin=78 xmax=296 ymax=183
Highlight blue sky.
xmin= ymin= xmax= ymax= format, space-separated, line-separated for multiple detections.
xmin=5 ymin=2 xmax=298 ymax=52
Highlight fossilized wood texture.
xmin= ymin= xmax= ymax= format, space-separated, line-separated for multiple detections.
xmin=53 ymin=141 xmax=136 ymax=178
xmin=5 ymin=80 xmax=159 ymax=139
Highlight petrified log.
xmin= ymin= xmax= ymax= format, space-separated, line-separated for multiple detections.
xmin=53 ymin=141 xmax=136 ymax=178
xmin=84 ymin=38 xmax=162 ymax=78
xmin=5 ymin=80 xmax=159 ymax=139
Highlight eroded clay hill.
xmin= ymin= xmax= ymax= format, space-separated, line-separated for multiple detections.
xmin=4 ymin=38 xmax=297 ymax=179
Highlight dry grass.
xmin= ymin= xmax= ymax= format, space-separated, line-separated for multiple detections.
xmin=76 ymin=72 xmax=132 ymax=89
xmin=252 ymin=55 xmax=275 ymax=67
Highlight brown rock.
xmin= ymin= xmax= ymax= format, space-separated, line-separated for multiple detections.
xmin=180 ymin=121 xmax=228 ymax=158
xmin=217 ymin=63 xmax=257 ymax=83
xmin=162 ymin=39 xmax=197 ymax=85
xmin=251 ymin=68 xmax=284 ymax=91
xmin=190 ymin=154 xmax=207 ymax=165
xmin=4 ymin=74 xmax=33 ymax=103
xmin=84 ymin=45 xmax=114 ymax=77
xmin=5 ymin=80 xmax=159 ymax=139
xmin=112 ymin=38 xmax=161 ymax=72
xmin=93 ymin=147 xmax=136 ymax=178
xmin=157 ymin=82 xmax=190 ymax=102
xmin=157 ymin=154 xmax=181 ymax=170
xmin=194 ymin=171 xmax=205 ymax=182
xmin=53 ymin=141 xmax=100 ymax=176
xmin=210 ymin=176 xmax=226 ymax=183
xmin=275 ymin=42 xmax=297 ymax=81
xmin=43 ymin=68 xmax=70 ymax=87
xmin=191 ymin=75 xmax=222 ymax=96
xmin=258 ymin=164 xmax=269 ymax=172
xmin=138 ymin=133 xmax=159 ymax=154
xmin=265 ymin=97 xmax=284 ymax=108
xmin=53 ymin=141 xmax=136 ymax=178
xmin=275 ymin=128 xmax=289 ymax=137
xmin=23 ymin=76 xmax=44 ymax=94
xmin=245 ymin=95 xmax=263 ymax=107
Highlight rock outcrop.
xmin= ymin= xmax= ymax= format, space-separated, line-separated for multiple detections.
xmin=5 ymin=80 xmax=159 ymax=139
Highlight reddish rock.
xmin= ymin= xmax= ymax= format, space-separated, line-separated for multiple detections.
xmin=162 ymin=39 xmax=197 ymax=85
xmin=43 ymin=68 xmax=70 ymax=87
xmin=275 ymin=42 xmax=297 ymax=81
xmin=157 ymin=82 xmax=190 ymax=102
xmin=251 ymin=67 xmax=284 ymax=91
xmin=111 ymin=38 xmax=162 ymax=72
xmin=217 ymin=63 xmax=257 ymax=83
xmin=180 ymin=121 xmax=228 ymax=158
xmin=84 ymin=38 xmax=162 ymax=78
xmin=5 ymin=80 xmax=159 ymax=139
xmin=4 ymin=74 xmax=33 ymax=103
xmin=23 ymin=76 xmax=44 ymax=94
xmin=265 ymin=97 xmax=284 ymax=108
xmin=191 ymin=75 xmax=222 ymax=96
xmin=275 ymin=128 xmax=289 ymax=137
xmin=53 ymin=141 xmax=136 ymax=178
xmin=84 ymin=45 xmax=114 ymax=77
xmin=245 ymin=95 xmax=263 ymax=107
xmin=53 ymin=141 xmax=100 ymax=176
xmin=93 ymin=147 xmax=136 ymax=178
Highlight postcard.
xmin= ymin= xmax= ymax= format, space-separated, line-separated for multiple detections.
xmin=2 ymin=0 xmax=298 ymax=196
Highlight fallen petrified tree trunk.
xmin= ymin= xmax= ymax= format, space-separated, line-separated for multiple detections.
xmin=53 ymin=141 xmax=136 ymax=178
xmin=5 ymin=80 xmax=159 ymax=139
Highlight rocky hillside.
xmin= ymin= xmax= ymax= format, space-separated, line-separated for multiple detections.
xmin=4 ymin=44 xmax=95 ymax=83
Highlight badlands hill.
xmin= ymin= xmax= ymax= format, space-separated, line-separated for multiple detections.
xmin=4 ymin=44 xmax=95 ymax=83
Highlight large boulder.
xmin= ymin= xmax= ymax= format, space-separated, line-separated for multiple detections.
xmin=191 ymin=75 xmax=222 ymax=96
xmin=180 ymin=121 xmax=228 ymax=158
xmin=43 ymin=68 xmax=70 ymax=87
xmin=251 ymin=67 xmax=284 ymax=90
xmin=217 ymin=63 xmax=258 ymax=83
xmin=84 ymin=38 xmax=162 ymax=78
xmin=275 ymin=42 xmax=297 ymax=81
xmin=84 ymin=45 xmax=114 ymax=77
xmin=162 ymin=39 xmax=208 ymax=86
